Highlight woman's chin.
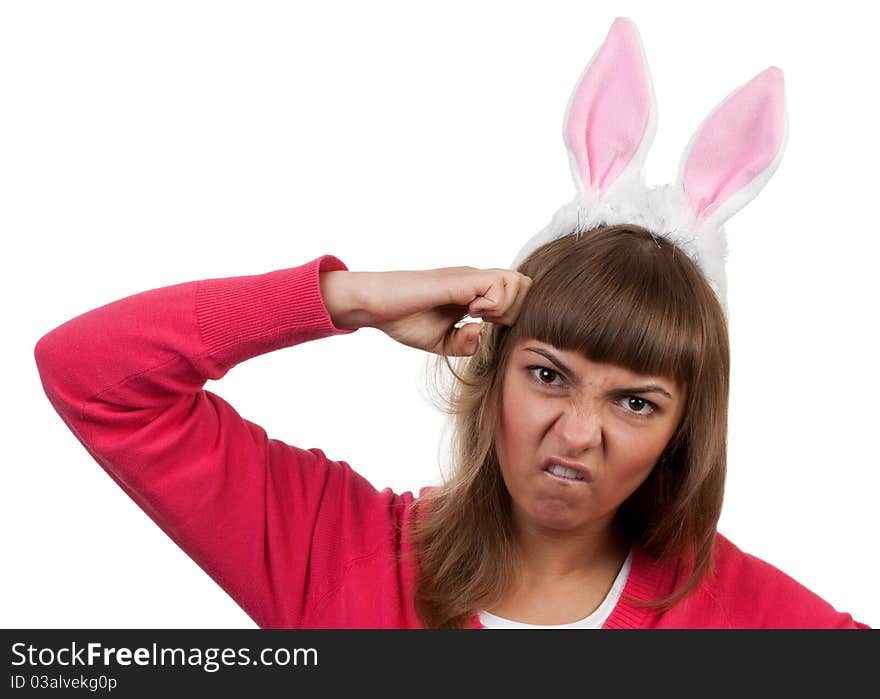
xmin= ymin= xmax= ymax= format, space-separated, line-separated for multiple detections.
xmin=519 ymin=498 xmax=593 ymax=533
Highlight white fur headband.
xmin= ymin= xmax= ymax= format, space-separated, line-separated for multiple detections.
xmin=510 ymin=17 xmax=789 ymax=318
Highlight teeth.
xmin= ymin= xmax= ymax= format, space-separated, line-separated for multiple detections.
xmin=547 ymin=464 xmax=584 ymax=480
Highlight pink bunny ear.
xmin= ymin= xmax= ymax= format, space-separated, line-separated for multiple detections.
xmin=563 ymin=17 xmax=657 ymax=193
xmin=677 ymin=67 xmax=788 ymax=228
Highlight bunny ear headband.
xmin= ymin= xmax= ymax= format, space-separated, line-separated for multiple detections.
xmin=510 ymin=17 xmax=789 ymax=318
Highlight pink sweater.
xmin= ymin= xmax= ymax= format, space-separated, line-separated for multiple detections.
xmin=34 ymin=255 xmax=869 ymax=629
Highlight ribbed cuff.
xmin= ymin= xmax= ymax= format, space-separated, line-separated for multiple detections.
xmin=195 ymin=254 xmax=357 ymax=368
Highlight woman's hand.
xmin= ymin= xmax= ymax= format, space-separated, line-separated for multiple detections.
xmin=320 ymin=267 xmax=533 ymax=356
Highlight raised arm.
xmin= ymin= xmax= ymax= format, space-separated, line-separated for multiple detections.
xmin=33 ymin=254 xmax=400 ymax=628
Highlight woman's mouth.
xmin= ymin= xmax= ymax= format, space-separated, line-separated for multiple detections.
xmin=544 ymin=464 xmax=589 ymax=483
xmin=541 ymin=458 xmax=593 ymax=483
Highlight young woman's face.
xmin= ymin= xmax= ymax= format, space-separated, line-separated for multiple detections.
xmin=495 ymin=337 xmax=687 ymax=535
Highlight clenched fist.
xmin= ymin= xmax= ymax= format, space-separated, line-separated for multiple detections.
xmin=320 ymin=266 xmax=533 ymax=356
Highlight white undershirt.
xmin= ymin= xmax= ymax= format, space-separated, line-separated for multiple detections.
xmin=477 ymin=547 xmax=633 ymax=629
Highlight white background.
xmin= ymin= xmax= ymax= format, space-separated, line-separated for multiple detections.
xmin=2 ymin=0 xmax=877 ymax=628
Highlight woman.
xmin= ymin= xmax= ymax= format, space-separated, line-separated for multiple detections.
xmin=33 ymin=17 xmax=869 ymax=629
xmin=32 ymin=222 xmax=868 ymax=628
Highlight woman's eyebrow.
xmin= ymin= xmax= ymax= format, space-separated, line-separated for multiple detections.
xmin=522 ymin=347 xmax=674 ymax=399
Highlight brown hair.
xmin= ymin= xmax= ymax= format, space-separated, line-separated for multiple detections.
xmin=406 ymin=223 xmax=730 ymax=628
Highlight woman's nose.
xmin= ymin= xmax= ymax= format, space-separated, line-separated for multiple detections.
xmin=553 ymin=404 xmax=602 ymax=452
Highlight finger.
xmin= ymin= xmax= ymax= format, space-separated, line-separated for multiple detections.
xmin=496 ymin=271 xmax=526 ymax=325
xmin=443 ymin=322 xmax=482 ymax=357
xmin=469 ymin=271 xmax=512 ymax=318
xmin=505 ymin=273 xmax=533 ymax=325
xmin=483 ymin=271 xmax=525 ymax=326
xmin=468 ymin=277 xmax=500 ymax=315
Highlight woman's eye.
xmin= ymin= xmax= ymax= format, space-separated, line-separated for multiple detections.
xmin=527 ymin=365 xmax=565 ymax=387
xmin=527 ymin=366 xmax=660 ymax=418
xmin=619 ymin=396 xmax=657 ymax=417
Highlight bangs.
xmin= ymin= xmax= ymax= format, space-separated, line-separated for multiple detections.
xmin=510 ymin=225 xmax=717 ymax=388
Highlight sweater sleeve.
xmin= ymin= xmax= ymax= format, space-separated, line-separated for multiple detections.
xmin=33 ymin=254 xmax=399 ymax=629
xmin=707 ymin=534 xmax=871 ymax=629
